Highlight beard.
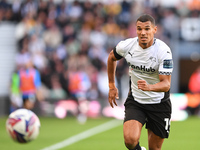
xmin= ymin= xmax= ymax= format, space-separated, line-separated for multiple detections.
xmin=141 ymin=42 xmax=147 ymax=46
xmin=141 ymin=42 xmax=148 ymax=48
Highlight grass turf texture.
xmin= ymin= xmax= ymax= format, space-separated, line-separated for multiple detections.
xmin=1 ymin=116 xmax=200 ymax=150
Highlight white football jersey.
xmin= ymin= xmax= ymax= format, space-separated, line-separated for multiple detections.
xmin=114 ymin=37 xmax=173 ymax=104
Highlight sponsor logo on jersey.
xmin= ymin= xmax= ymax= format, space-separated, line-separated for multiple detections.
xmin=128 ymin=63 xmax=156 ymax=72
xmin=163 ymin=59 xmax=173 ymax=69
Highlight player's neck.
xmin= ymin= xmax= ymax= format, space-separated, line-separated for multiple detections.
xmin=139 ymin=38 xmax=155 ymax=49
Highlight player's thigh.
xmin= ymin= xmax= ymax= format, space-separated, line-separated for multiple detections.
xmin=124 ymin=96 xmax=147 ymax=124
xmin=124 ymin=97 xmax=146 ymax=142
xmin=123 ymin=120 xmax=143 ymax=142
xmin=148 ymin=129 xmax=164 ymax=150
xmin=145 ymin=100 xmax=171 ymax=138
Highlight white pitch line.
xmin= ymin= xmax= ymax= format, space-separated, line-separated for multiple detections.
xmin=41 ymin=119 xmax=122 ymax=150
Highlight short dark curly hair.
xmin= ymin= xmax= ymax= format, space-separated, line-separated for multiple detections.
xmin=136 ymin=14 xmax=155 ymax=26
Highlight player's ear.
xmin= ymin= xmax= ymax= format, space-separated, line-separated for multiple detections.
xmin=153 ymin=26 xmax=157 ymax=34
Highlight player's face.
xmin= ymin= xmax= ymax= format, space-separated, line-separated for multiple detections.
xmin=136 ymin=21 xmax=157 ymax=49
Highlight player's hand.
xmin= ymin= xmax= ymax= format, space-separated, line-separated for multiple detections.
xmin=137 ymin=80 xmax=150 ymax=91
xmin=108 ymin=86 xmax=119 ymax=108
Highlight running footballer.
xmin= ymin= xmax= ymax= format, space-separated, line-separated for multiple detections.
xmin=107 ymin=14 xmax=173 ymax=150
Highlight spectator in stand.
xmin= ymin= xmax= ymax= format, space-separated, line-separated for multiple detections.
xmin=48 ymin=74 xmax=67 ymax=100
xmin=0 ymin=0 xmax=12 ymax=21
xmin=15 ymin=36 xmax=31 ymax=68
xmin=28 ymin=34 xmax=47 ymax=70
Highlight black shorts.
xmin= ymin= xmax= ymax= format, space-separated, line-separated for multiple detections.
xmin=124 ymin=95 xmax=172 ymax=138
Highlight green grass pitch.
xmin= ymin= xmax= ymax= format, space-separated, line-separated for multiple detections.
xmin=1 ymin=116 xmax=200 ymax=150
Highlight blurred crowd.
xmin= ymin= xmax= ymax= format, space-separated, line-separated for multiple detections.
xmin=1 ymin=0 xmax=200 ymax=111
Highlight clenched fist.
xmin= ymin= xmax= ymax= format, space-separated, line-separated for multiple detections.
xmin=137 ymin=80 xmax=150 ymax=91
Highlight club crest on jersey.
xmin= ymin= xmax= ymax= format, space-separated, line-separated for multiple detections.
xmin=149 ymin=56 xmax=156 ymax=62
xmin=163 ymin=59 xmax=173 ymax=69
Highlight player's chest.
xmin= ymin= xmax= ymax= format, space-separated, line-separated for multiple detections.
xmin=124 ymin=48 xmax=159 ymax=72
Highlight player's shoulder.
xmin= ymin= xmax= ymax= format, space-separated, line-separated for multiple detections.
xmin=154 ymin=38 xmax=170 ymax=50
xmin=115 ymin=38 xmax=137 ymax=57
xmin=116 ymin=37 xmax=137 ymax=50
xmin=154 ymin=39 xmax=173 ymax=60
xmin=123 ymin=37 xmax=138 ymax=43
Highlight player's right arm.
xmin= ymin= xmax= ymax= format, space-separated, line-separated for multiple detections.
xmin=107 ymin=39 xmax=131 ymax=108
xmin=107 ymin=50 xmax=119 ymax=108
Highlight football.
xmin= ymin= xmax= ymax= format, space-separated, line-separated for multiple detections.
xmin=6 ymin=108 xmax=41 ymax=143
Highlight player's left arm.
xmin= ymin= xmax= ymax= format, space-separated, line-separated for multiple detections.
xmin=138 ymin=45 xmax=173 ymax=92
xmin=137 ymin=74 xmax=171 ymax=92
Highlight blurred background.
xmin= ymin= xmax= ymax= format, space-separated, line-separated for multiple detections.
xmin=0 ymin=0 xmax=199 ymax=121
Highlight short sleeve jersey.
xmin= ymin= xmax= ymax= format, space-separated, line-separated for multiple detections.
xmin=114 ymin=37 xmax=173 ymax=104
